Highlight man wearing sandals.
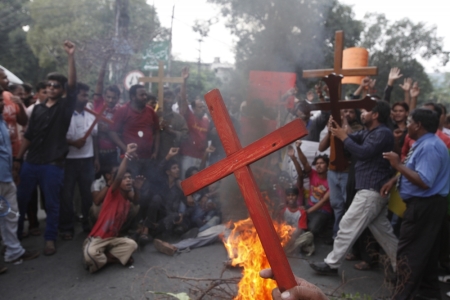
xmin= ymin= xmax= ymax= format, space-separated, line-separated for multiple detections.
xmin=383 ymin=108 xmax=450 ymax=300
xmin=83 ymin=143 xmax=139 ymax=273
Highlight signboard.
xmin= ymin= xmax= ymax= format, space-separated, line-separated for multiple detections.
xmin=248 ymin=71 xmax=296 ymax=107
xmin=142 ymin=41 xmax=169 ymax=71
xmin=124 ymin=70 xmax=145 ymax=91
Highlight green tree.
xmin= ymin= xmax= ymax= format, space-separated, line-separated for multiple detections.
xmin=208 ymin=0 xmax=363 ymax=93
xmin=27 ymin=0 xmax=165 ymax=87
xmin=358 ymin=13 xmax=449 ymax=102
xmin=0 ymin=0 xmax=51 ymax=84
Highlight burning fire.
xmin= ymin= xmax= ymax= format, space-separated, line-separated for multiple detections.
xmin=223 ymin=218 xmax=294 ymax=299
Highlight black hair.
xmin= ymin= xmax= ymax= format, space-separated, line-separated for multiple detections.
xmin=148 ymin=93 xmax=157 ymax=101
xmin=285 ymin=187 xmax=299 ymax=196
xmin=423 ymin=102 xmax=443 ymax=120
xmin=35 ymin=81 xmax=47 ymax=92
xmin=411 ymin=108 xmax=439 ymax=134
xmin=129 ymin=84 xmax=145 ymax=99
xmin=312 ymin=154 xmax=329 ymax=166
xmin=437 ymin=103 xmax=447 ymax=116
xmin=100 ymin=164 xmax=119 ymax=177
xmin=76 ymin=82 xmax=90 ymax=94
xmin=163 ymin=159 xmax=179 ymax=174
xmin=185 ymin=166 xmax=199 ymax=179
xmin=47 ymin=72 xmax=68 ymax=87
xmin=371 ymin=99 xmax=391 ymax=124
xmin=22 ymin=83 xmax=32 ymax=94
xmin=392 ymin=101 xmax=409 ymax=113
xmin=105 ymin=85 xmax=121 ymax=97
xmin=8 ymin=84 xmax=23 ymax=94
xmin=163 ymin=90 xmax=175 ymax=100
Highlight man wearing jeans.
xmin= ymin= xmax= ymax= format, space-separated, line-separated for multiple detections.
xmin=16 ymin=41 xmax=77 ymax=256
xmin=383 ymin=109 xmax=450 ymax=300
xmin=309 ymin=100 xmax=398 ymax=275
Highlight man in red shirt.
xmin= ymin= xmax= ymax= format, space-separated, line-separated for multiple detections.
xmin=92 ymin=56 xmax=122 ymax=168
xmin=109 ymin=84 xmax=160 ymax=199
xmin=178 ymin=68 xmax=209 ymax=178
xmin=83 ymin=143 xmax=138 ymax=273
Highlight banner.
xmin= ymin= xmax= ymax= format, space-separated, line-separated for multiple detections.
xmin=248 ymin=71 xmax=296 ymax=107
xmin=142 ymin=41 xmax=169 ymax=70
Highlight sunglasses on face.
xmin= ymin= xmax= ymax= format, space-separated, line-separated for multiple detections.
xmin=46 ymin=82 xmax=62 ymax=89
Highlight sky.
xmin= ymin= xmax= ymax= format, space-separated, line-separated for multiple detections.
xmin=150 ymin=0 xmax=450 ymax=72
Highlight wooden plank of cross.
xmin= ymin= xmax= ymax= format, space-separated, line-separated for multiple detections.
xmin=82 ymin=105 xmax=113 ymax=140
xmin=306 ymin=74 xmax=377 ymax=170
xmin=181 ymin=89 xmax=309 ymax=292
xmin=138 ymin=61 xmax=184 ymax=109
xmin=303 ymin=30 xmax=378 ymax=170
xmin=303 ymin=31 xmax=377 ymax=79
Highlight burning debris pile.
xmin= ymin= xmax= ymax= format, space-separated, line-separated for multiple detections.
xmin=223 ymin=218 xmax=295 ymax=299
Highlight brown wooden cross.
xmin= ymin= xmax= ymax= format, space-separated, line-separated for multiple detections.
xmin=306 ymin=74 xmax=377 ymax=170
xmin=181 ymin=89 xmax=308 ymax=292
xmin=303 ymin=31 xmax=377 ymax=80
xmin=303 ymin=30 xmax=378 ymax=171
xmin=82 ymin=105 xmax=113 ymax=140
xmin=138 ymin=61 xmax=184 ymax=109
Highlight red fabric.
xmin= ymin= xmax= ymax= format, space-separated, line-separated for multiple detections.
xmin=180 ymin=109 xmax=209 ymax=159
xmin=308 ymin=169 xmax=331 ymax=214
xmin=89 ymin=188 xmax=130 ymax=239
xmin=2 ymin=91 xmax=21 ymax=157
xmin=280 ymin=207 xmax=308 ymax=230
xmin=111 ymin=102 xmax=160 ymax=159
xmin=402 ymin=131 xmax=450 ymax=162
xmin=93 ymin=96 xmax=119 ymax=151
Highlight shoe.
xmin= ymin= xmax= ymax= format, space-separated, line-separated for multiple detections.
xmin=0 ymin=264 xmax=7 ymax=274
xmin=309 ymin=262 xmax=338 ymax=275
xmin=6 ymin=250 xmax=40 ymax=264
xmin=153 ymin=239 xmax=178 ymax=256
xmin=44 ymin=241 xmax=56 ymax=256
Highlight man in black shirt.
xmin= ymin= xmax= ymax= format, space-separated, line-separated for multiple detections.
xmin=16 ymin=40 xmax=77 ymax=256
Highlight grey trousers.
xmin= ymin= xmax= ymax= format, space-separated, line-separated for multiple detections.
xmin=0 ymin=182 xmax=25 ymax=262
xmin=324 ymin=189 xmax=398 ymax=269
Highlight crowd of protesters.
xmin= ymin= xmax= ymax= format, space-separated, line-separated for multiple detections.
xmin=1 ymin=41 xmax=449 ymax=300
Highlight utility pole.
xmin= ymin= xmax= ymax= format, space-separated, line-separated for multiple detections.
xmin=168 ymin=5 xmax=175 ymax=76
xmin=197 ymin=38 xmax=202 ymax=87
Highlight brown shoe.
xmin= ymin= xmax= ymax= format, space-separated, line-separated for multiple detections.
xmin=44 ymin=241 xmax=56 ymax=256
xmin=153 ymin=239 xmax=177 ymax=256
xmin=6 ymin=250 xmax=40 ymax=264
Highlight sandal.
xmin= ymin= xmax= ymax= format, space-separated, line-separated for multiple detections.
xmin=439 ymin=275 xmax=450 ymax=283
xmin=354 ymin=261 xmax=371 ymax=271
xmin=44 ymin=241 xmax=56 ymax=256
xmin=60 ymin=232 xmax=73 ymax=241
xmin=138 ymin=234 xmax=150 ymax=245
xmin=345 ymin=253 xmax=358 ymax=261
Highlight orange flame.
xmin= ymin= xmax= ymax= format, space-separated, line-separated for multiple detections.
xmin=223 ymin=218 xmax=294 ymax=299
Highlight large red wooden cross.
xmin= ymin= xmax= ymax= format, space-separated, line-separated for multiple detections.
xmin=303 ymin=30 xmax=378 ymax=171
xmin=83 ymin=105 xmax=113 ymax=140
xmin=181 ymin=89 xmax=308 ymax=292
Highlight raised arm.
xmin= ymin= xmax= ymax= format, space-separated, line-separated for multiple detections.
xmin=287 ymin=143 xmax=303 ymax=189
xmin=296 ymin=141 xmax=311 ymax=174
xmin=111 ymin=143 xmax=137 ymax=191
xmin=384 ymin=67 xmax=403 ymax=103
xmin=178 ymin=67 xmax=190 ymax=115
xmin=409 ymin=81 xmax=420 ymax=111
xmin=399 ymin=78 xmax=412 ymax=106
xmin=63 ymin=40 xmax=76 ymax=91
xmin=94 ymin=55 xmax=111 ymax=100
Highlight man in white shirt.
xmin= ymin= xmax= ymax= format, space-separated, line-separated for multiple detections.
xmin=59 ymin=82 xmax=100 ymax=239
